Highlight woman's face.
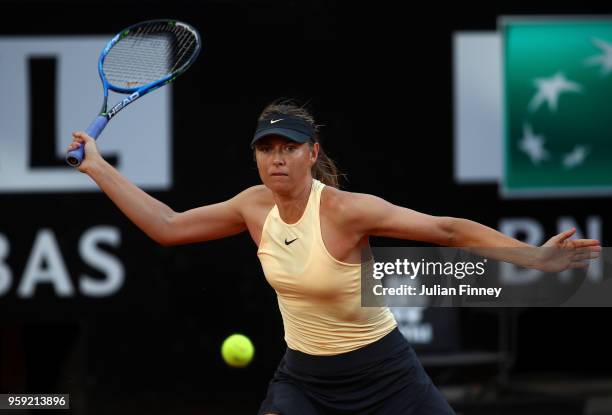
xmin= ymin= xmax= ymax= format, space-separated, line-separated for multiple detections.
xmin=254 ymin=135 xmax=318 ymax=194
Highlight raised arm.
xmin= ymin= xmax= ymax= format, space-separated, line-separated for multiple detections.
xmin=69 ymin=131 xmax=247 ymax=246
xmin=335 ymin=191 xmax=600 ymax=271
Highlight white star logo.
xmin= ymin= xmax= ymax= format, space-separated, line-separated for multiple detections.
xmin=584 ymin=38 xmax=612 ymax=75
xmin=519 ymin=124 xmax=550 ymax=165
xmin=528 ymin=72 xmax=582 ymax=113
xmin=562 ymin=145 xmax=590 ymax=169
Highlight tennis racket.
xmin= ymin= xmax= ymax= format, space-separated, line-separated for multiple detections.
xmin=65 ymin=19 xmax=201 ymax=167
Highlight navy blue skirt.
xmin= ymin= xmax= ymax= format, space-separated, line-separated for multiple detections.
xmin=258 ymin=327 xmax=456 ymax=415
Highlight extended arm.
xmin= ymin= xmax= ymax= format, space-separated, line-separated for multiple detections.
xmin=338 ymin=192 xmax=600 ymax=270
xmin=69 ymin=131 xmax=247 ymax=246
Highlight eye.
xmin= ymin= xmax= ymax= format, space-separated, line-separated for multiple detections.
xmin=285 ymin=144 xmax=297 ymax=152
xmin=256 ymin=146 xmax=271 ymax=153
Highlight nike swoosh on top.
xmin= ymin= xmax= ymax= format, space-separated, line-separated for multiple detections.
xmin=284 ymin=237 xmax=299 ymax=245
xmin=270 ymin=119 xmax=284 ymax=124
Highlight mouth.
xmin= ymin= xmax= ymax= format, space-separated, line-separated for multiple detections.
xmin=270 ymin=172 xmax=288 ymax=176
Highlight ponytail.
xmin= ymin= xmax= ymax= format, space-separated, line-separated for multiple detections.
xmin=310 ymin=139 xmax=342 ymax=188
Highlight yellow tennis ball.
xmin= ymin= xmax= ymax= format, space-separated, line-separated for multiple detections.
xmin=221 ymin=333 xmax=254 ymax=368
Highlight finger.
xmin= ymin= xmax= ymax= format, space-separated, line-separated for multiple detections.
xmin=558 ymin=228 xmax=576 ymax=242
xmin=571 ymin=252 xmax=597 ymax=261
xmin=72 ymin=131 xmax=93 ymax=142
xmin=574 ymin=239 xmax=601 ymax=248
xmin=71 ymin=136 xmax=84 ymax=144
xmin=572 ymin=246 xmax=601 ymax=257
xmin=570 ymin=249 xmax=588 ymax=259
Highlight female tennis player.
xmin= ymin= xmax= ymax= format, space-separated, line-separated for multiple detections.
xmin=68 ymin=100 xmax=600 ymax=415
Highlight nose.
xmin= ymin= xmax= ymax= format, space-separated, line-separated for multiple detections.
xmin=272 ymin=149 xmax=285 ymax=166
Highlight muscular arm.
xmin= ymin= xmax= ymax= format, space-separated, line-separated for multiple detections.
xmin=86 ymin=157 xmax=247 ymax=246
xmin=336 ymin=192 xmax=539 ymax=268
xmin=332 ymin=190 xmax=599 ymax=271
xmin=73 ymin=131 xmax=247 ymax=246
xmin=335 ymin=192 xmax=454 ymax=245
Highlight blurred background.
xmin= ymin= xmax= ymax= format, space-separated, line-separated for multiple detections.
xmin=1 ymin=0 xmax=612 ymax=414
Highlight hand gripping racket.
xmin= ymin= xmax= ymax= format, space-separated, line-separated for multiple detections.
xmin=65 ymin=19 xmax=201 ymax=167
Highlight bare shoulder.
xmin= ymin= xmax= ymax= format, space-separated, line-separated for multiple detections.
xmin=320 ymin=186 xmax=373 ymax=223
xmin=320 ymin=185 xmax=347 ymax=211
xmin=235 ymin=184 xmax=274 ymax=205
xmin=233 ymin=184 xmax=275 ymax=219
xmin=322 ymin=185 xmax=380 ymax=207
xmin=321 ymin=186 xmax=397 ymax=235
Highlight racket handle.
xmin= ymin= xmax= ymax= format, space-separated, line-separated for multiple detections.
xmin=65 ymin=116 xmax=108 ymax=167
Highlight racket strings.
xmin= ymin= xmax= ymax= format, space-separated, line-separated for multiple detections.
xmin=105 ymin=33 xmax=174 ymax=82
xmin=104 ymin=35 xmax=173 ymax=85
xmin=169 ymin=33 xmax=197 ymax=74
xmin=161 ymin=28 xmax=191 ymax=71
xmin=103 ymin=23 xmax=198 ymax=88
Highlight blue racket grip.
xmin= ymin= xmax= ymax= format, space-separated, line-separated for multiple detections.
xmin=65 ymin=115 xmax=108 ymax=167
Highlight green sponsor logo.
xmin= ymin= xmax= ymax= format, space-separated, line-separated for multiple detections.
xmin=503 ymin=18 xmax=612 ymax=197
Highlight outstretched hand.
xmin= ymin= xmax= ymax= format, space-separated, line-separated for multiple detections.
xmin=537 ymin=228 xmax=601 ymax=272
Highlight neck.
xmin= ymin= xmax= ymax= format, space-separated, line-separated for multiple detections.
xmin=274 ymin=178 xmax=313 ymax=224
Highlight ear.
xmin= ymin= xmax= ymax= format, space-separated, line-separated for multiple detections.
xmin=310 ymin=142 xmax=319 ymax=166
